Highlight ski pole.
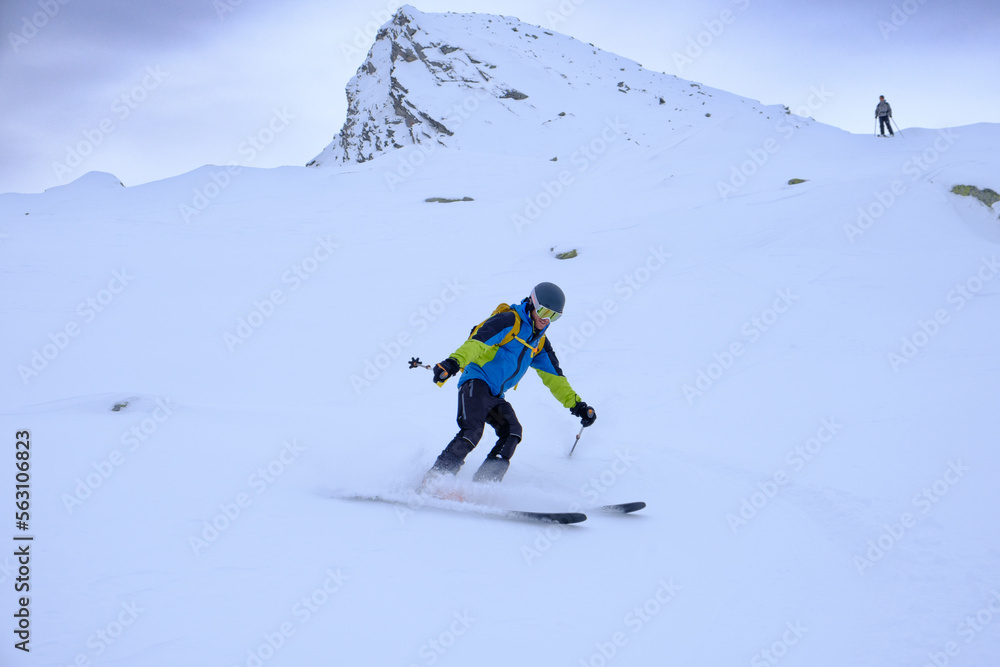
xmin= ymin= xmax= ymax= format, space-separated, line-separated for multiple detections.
xmin=891 ymin=118 xmax=904 ymax=138
xmin=874 ymin=119 xmax=877 ymax=137
xmin=409 ymin=357 xmax=448 ymax=386
xmin=408 ymin=357 xmax=432 ymax=371
xmin=568 ymin=424 xmax=585 ymax=457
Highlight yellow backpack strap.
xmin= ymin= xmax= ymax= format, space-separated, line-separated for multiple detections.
xmin=469 ymin=303 xmax=519 ymax=345
xmin=512 ymin=333 xmax=545 ymax=355
xmin=498 ymin=309 xmax=520 ymax=347
xmin=508 ymin=333 xmax=545 ymax=392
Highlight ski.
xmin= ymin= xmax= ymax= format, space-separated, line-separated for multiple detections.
xmin=597 ymin=501 xmax=646 ymax=514
xmin=501 ymin=509 xmax=587 ymax=524
xmin=337 ymin=492 xmax=587 ymax=524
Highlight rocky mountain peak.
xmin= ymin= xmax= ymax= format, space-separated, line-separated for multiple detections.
xmin=308 ymin=5 xmax=793 ymax=167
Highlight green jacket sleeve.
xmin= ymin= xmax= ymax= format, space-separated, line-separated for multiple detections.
xmin=535 ymin=369 xmax=581 ymax=408
xmin=450 ymin=339 xmax=492 ymax=369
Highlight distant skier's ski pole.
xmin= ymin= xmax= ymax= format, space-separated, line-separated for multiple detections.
xmin=568 ymin=424 xmax=585 ymax=457
xmin=891 ymin=118 xmax=904 ymax=138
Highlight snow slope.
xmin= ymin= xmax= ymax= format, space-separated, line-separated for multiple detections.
xmin=2 ymin=6 xmax=1000 ymax=667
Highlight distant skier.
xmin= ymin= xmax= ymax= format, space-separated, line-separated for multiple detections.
xmin=875 ymin=95 xmax=894 ymax=137
xmin=421 ymin=282 xmax=596 ymax=485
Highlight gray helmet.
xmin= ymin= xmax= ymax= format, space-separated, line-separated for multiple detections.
xmin=529 ymin=282 xmax=565 ymax=321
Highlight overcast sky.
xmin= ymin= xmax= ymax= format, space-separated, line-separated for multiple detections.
xmin=2 ymin=0 xmax=997 ymax=194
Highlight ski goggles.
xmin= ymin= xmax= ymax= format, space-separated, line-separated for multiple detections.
xmin=529 ymin=293 xmax=562 ymax=322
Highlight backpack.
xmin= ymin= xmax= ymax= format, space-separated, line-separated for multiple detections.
xmin=469 ymin=303 xmax=546 ymax=357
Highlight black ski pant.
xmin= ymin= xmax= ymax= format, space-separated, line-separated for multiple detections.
xmin=878 ymin=115 xmax=893 ymax=136
xmin=432 ymin=379 xmax=522 ymax=475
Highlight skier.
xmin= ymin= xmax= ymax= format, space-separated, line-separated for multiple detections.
xmin=422 ymin=282 xmax=596 ymax=486
xmin=875 ymin=95 xmax=894 ymax=137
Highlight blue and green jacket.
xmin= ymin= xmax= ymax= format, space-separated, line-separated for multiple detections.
xmin=449 ymin=299 xmax=581 ymax=406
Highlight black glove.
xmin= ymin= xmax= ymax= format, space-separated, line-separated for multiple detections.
xmin=570 ymin=401 xmax=596 ymax=427
xmin=433 ymin=358 xmax=460 ymax=384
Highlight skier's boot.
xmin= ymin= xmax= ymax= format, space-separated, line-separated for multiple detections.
xmin=472 ymin=456 xmax=510 ymax=483
xmin=472 ymin=435 xmax=520 ymax=483
xmin=419 ymin=437 xmax=474 ymax=492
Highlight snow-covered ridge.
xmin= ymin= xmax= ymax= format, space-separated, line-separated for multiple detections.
xmin=308 ymin=4 xmax=794 ymax=166
xmin=46 ymin=170 xmax=125 ymax=192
